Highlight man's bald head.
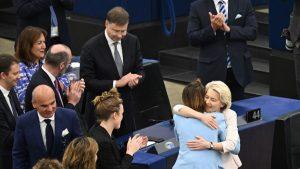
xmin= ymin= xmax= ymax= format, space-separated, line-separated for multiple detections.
xmin=32 ymin=85 xmax=57 ymax=118
xmin=45 ymin=44 xmax=72 ymax=67
xmin=50 ymin=44 xmax=72 ymax=58
xmin=32 ymin=85 xmax=55 ymax=103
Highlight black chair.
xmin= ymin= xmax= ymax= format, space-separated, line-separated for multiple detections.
xmin=271 ymin=110 xmax=300 ymax=169
xmin=133 ymin=61 xmax=172 ymax=129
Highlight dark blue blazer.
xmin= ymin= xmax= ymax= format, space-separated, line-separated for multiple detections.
xmin=12 ymin=107 xmax=82 ymax=169
xmin=187 ymin=0 xmax=257 ymax=87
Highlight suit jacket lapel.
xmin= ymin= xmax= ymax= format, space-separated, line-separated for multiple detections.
xmin=121 ymin=36 xmax=129 ymax=75
xmin=0 ymin=91 xmax=15 ymax=124
xmin=40 ymin=69 xmax=63 ymax=107
xmin=53 ymin=109 xmax=62 ymax=156
xmin=100 ymin=33 xmax=121 ymax=78
xmin=10 ymin=90 xmax=23 ymax=116
xmin=207 ymin=0 xmax=218 ymax=15
xmin=228 ymin=0 xmax=238 ymax=24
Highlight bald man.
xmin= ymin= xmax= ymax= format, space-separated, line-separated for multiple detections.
xmin=13 ymin=85 xmax=82 ymax=169
xmin=24 ymin=44 xmax=85 ymax=112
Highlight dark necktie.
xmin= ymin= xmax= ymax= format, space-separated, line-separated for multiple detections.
xmin=44 ymin=119 xmax=54 ymax=155
xmin=218 ymin=0 xmax=231 ymax=68
xmin=8 ymin=91 xmax=18 ymax=119
xmin=54 ymin=79 xmax=64 ymax=107
xmin=113 ymin=42 xmax=123 ymax=77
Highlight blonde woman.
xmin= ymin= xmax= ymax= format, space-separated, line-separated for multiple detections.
xmin=173 ymin=81 xmax=242 ymax=169
xmin=173 ymin=79 xmax=227 ymax=169
xmin=33 ymin=159 xmax=62 ymax=169
xmin=62 ymin=136 xmax=98 ymax=169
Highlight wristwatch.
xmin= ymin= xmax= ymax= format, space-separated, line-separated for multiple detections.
xmin=209 ymin=142 xmax=214 ymax=150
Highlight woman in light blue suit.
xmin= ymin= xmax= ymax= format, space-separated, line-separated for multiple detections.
xmin=173 ymin=80 xmax=227 ymax=169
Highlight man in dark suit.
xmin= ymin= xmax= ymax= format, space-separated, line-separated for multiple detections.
xmin=80 ymin=7 xmax=144 ymax=136
xmin=25 ymin=44 xmax=84 ymax=112
xmin=13 ymin=0 xmax=73 ymax=47
xmin=289 ymin=0 xmax=300 ymax=98
xmin=187 ymin=0 xmax=257 ymax=100
xmin=13 ymin=85 xmax=82 ymax=169
xmin=0 ymin=54 xmax=23 ymax=169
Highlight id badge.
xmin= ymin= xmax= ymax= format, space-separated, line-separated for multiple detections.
xmin=51 ymin=26 xmax=59 ymax=37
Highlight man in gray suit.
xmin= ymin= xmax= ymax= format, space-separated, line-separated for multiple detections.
xmin=288 ymin=0 xmax=300 ymax=97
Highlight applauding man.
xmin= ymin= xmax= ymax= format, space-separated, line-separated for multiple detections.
xmin=187 ymin=0 xmax=257 ymax=100
xmin=80 ymin=7 xmax=144 ymax=136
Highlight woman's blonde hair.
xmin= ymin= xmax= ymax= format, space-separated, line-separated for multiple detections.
xmin=62 ymin=137 xmax=98 ymax=169
xmin=33 ymin=158 xmax=62 ymax=169
xmin=92 ymin=88 xmax=123 ymax=122
xmin=205 ymin=81 xmax=232 ymax=111
xmin=182 ymin=79 xmax=205 ymax=112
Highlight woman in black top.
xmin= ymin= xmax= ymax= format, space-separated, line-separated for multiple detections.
xmin=89 ymin=88 xmax=147 ymax=169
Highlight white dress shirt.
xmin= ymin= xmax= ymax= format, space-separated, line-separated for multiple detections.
xmin=105 ymin=29 xmax=124 ymax=88
xmin=42 ymin=65 xmax=56 ymax=86
xmin=37 ymin=112 xmax=55 ymax=150
xmin=0 ymin=85 xmax=15 ymax=116
xmin=105 ymin=29 xmax=124 ymax=63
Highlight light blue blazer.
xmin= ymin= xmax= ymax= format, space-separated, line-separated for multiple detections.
xmin=173 ymin=113 xmax=226 ymax=169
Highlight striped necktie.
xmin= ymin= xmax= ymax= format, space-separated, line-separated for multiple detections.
xmin=218 ymin=0 xmax=231 ymax=68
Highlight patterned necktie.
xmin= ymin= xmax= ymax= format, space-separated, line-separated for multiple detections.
xmin=44 ymin=119 xmax=54 ymax=155
xmin=113 ymin=42 xmax=123 ymax=77
xmin=218 ymin=0 xmax=231 ymax=68
xmin=54 ymin=79 xmax=64 ymax=107
xmin=50 ymin=6 xmax=58 ymax=26
xmin=218 ymin=0 xmax=228 ymax=23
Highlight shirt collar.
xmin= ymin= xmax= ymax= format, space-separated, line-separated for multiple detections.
xmin=37 ymin=111 xmax=55 ymax=123
xmin=214 ymin=0 xmax=228 ymax=6
xmin=0 ymin=85 xmax=10 ymax=97
xmin=104 ymin=29 xmax=121 ymax=46
xmin=42 ymin=65 xmax=56 ymax=84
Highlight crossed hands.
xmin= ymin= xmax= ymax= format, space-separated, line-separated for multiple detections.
xmin=126 ymin=134 xmax=148 ymax=156
xmin=116 ymin=73 xmax=142 ymax=88
xmin=209 ymin=12 xmax=230 ymax=32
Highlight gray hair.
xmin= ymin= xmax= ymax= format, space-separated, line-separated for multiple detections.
xmin=206 ymin=81 xmax=232 ymax=111
xmin=45 ymin=45 xmax=70 ymax=67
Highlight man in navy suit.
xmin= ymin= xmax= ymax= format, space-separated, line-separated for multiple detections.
xmin=0 ymin=54 xmax=23 ymax=169
xmin=80 ymin=7 xmax=144 ymax=136
xmin=187 ymin=0 xmax=257 ymax=100
xmin=13 ymin=85 xmax=82 ymax=169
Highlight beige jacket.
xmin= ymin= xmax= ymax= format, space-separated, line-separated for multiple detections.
xmin=221 ymin=109 xmax=242 ymax=169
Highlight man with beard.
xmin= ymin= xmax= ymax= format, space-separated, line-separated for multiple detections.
xmin=24 ymin=44 xmax=84 ymax=112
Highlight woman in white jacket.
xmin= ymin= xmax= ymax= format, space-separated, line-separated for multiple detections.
xmin=173 ymin=81 xmax=242 ymax=169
